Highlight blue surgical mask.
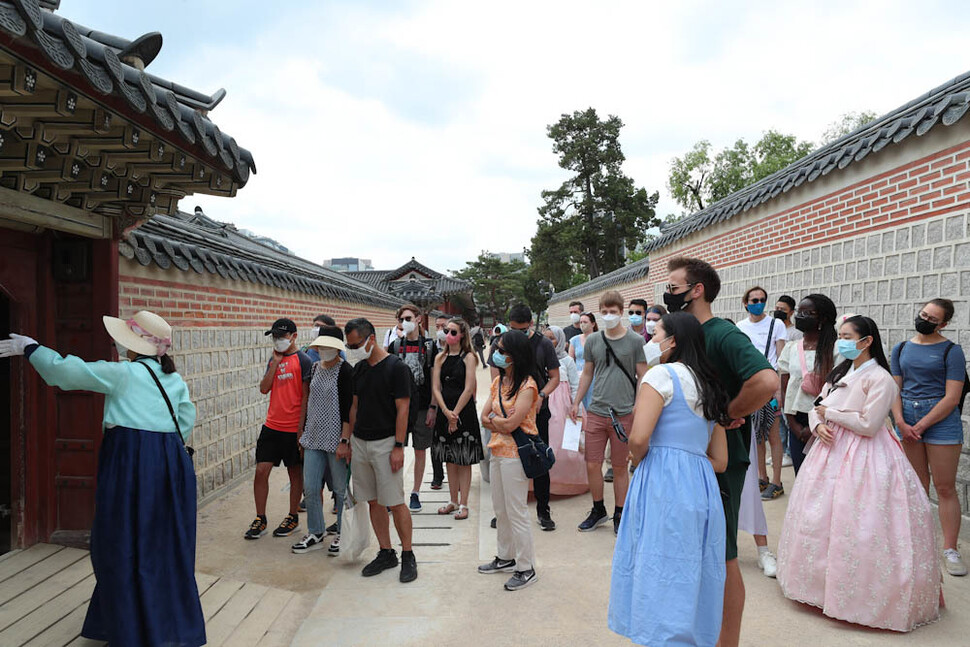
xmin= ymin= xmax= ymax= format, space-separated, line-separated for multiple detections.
xmin=629 ymin=314 xmax=644 ymax=327
xmin=492 ymin=350 xmax=509 ymax=369
xmin=837 ymin=338 xmax=864 ymax=360
xmin=746 ymin=302 xmax=766 ymax=316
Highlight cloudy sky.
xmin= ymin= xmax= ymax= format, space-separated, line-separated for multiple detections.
xmin=68 ymin=0 xmax=970 ymax=274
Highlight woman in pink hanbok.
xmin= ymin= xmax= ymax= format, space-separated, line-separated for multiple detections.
xmin=777 ymin=315 xmax=940 ymax=632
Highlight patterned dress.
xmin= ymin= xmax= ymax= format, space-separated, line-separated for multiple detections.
xmin=432 ymin=353 xmax=483 ymax=465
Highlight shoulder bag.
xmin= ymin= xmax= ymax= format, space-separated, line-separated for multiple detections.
xmin=798 ymin=340 xmax=825 ymax=397
xmin=498 ymin=377 xmax=555 ymax=479
xmin=136 ymin=361 xmax=194 ymax=457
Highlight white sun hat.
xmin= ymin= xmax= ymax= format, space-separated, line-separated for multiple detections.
xmin=103 ymin=310 xmax=173 ymax=357
xmin=308 ymin=335 xmax=346 ymax=351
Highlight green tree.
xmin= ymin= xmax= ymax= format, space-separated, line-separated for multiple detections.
xmin=530 ymin=108 xmax=659 ymax=283
xmin=453 ymin=252 xmax=528 ymax=322
xmin=821 ymin=110 xmax=878 ymax=144
xmin=668 ymin=130 xmax=815 ymax=213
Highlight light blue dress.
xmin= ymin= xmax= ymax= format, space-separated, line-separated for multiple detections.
xmin=572 ymin=334 xmax=594 ymax=412
xmin=609 ymin=365 xmax=726 ymax=647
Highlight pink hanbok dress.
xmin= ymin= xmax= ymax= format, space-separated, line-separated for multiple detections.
xmin=547 ymin=374 xmax=589 ymax=496
xmin=777 ymin=360 xmax=940 ymax=632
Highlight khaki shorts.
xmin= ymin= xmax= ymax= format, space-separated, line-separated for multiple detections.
xmin=351 ymin=435 xmax=406 ymax=507
xmin=585 ymin=411 xmax=631 ymax=465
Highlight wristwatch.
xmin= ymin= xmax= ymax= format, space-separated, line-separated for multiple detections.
xmin=339 ymin=438 xmax=349 ymax=445
xmin=394 ymin=441 xmax=405 ymax=448
xmin=539 ymin=391 xmax=547 ymax=399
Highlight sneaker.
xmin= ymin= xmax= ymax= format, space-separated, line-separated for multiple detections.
xmin=409 ymin=492 xmax=422 ymax=513
xmin=298 ymin=497 xmax=306 ymax=512
xmin=613 ymin=512 xmax=621 ymax=535
xmin=244 ymin=516 xmax=267 ymax=540
xmin=430 ymin=480 xmax=443 ymax=490
xmin=578 ymin=507 xmax=609 ymax=532
xmin=604 ymin=467 xmax=614 ymax=483
xmin=327 ymin=535 xmax=340 ymax=556
xmin=272 ymin=513 xmax=300 ymax=537
xmin=761 ymin=483 xmax=784 ymax=501
xmin=782 ymin=454 xmax=793 ymax=467
xmin=758 ymin=478 xmax=768 ymax=493
xmin=361 ymin=549 xmax=398 ymax=577
xmin=490 ymin=517 xmax=497 ymax=529
xmin=504 ymin=568 xmax=538 ymax=591
xmin=326 ymin=522 xmax=339 ymax=536
xmin=758 ymin=550 xmax=778 ymax=578
xmin=537 ymin=512 xmax=557 ymax=532
xmin=400 ymin=551 xmax=418 ymax=583
xmin=766 ymin=455 xmax=773 ymax=466
xmin=944 ymin=549 xmax=968 ymax=576
xmin=291 ymin=533 xmax=325 ymax=554
xmin=478 ymin=557 xmax=517 ymax=574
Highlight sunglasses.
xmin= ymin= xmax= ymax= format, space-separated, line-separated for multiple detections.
xmin=398 ymin=316 xmax=414 ymax=322
xmin=445 ymin=329 xmax=461 ymax=337
xmin=628 ymin=310 xmax=644 ymax=316
xmin=345 ymin=338 xmax=370 ymax=350
xmin=666 ymin=282 xmax=695 ymax=293
xmin=748 ymin=298 xmax=767 ymax=304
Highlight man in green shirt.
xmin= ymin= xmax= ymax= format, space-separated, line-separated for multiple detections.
xmin=663 ymin=257 xmax=778 ymax=647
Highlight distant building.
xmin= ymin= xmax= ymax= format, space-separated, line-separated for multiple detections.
xmin=324 ymin=257 xmax=374 ymax=271
xmin=343 ymin=257 xmax=476 ymax=321
xmin=488 ymin=251 xmax=526 ymax=263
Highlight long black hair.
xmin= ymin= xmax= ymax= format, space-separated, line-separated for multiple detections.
xmin=802 ymin=293 xmax=838 ymax=378
xmin=659 ymin=312 xmax=730 ymax=424
xmin=825 ymin=315 xmax=890 ymax=385
xmin=499 ymin=330 xmax=536 ymax=399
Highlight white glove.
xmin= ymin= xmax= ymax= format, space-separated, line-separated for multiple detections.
xmin=0 ymin=333 xmax=38 ymax=358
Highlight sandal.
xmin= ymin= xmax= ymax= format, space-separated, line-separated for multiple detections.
xmin=438 ymin=502 xmax=458 ymax=515
xmin=455 ymin=505 xmax=469 ymax=520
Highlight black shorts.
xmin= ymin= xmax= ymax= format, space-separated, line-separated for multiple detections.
xmin=255 ymin=425 xmax=302 ymax=467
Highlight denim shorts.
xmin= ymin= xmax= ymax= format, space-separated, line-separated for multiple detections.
xmin=899 ymin=397 xmax=965 ymax=445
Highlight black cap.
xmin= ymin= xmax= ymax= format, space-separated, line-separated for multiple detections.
xmin=265 ymin=318 xmax=297 ymax=336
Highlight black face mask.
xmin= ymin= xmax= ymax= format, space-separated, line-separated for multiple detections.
xmin=663 ymin=290 xmax=691 ymax=313
xmin=773 ymin=310 xmax=788 ymax=321
xmin=794 ymin=315 xmax=818 ymax=332
xmin=915 ymin=317 xmax=938 ymax=335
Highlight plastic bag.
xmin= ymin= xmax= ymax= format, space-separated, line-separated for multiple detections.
xmin=337 ymin=475 xmax=371 ymax=563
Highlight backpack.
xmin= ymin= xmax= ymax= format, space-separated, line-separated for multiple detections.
xmin=898 ymin=341 xmax=970 ymax=413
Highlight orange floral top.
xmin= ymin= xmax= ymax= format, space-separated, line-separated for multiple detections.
xmin=487 ymin=375 xmax=539 ymax=459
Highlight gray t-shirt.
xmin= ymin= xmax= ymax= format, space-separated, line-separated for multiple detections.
xmin=583 ymin=328 xmax=646 ymax=416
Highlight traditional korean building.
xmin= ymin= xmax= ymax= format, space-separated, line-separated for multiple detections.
xmin=0 ymin=0 xmax=257 ymax=553
xmin=344 ymin=257 xmax=475 ymax=321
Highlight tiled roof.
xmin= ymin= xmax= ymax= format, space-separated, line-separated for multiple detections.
xmin=0 ymin=0 xmax=255 ymax=218
xmin=343 ymin=258 xmax=471 ymax=302
xmin=120 ymin=210 xmax=405 ymax=309
xmin=550 ymin=257 xmax=650 ymax=303
xmin=646 ymin=69 xmax=970 ymax=252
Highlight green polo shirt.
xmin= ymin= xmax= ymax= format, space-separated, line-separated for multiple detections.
xmin=702 ymin=317 xmax=773 ymax=470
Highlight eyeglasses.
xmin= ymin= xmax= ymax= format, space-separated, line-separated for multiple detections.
xmin=666 ymin=282 xmax=695 ymax=294
xmin=918 ymin=312 xmax=941 ymax=324
xmin=748 ymin=298 xmax=767 ymax=304
xmin=509 ymin=325 xmax=530 ymax=332
xmin=398 ymin=316 xmax=413 ymax=323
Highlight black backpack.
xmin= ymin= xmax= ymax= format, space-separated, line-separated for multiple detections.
xmin=898 ymin=341 xmax=970 ymax=413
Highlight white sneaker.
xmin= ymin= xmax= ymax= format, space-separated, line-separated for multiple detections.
xmin=765 ymin=455 xmax=773 ymax=466
xmin=327 ymin=534 xmax=340 ymax=556
xmin=782 ymin=454 xmax=793 ymax=467
xmin=944 ymin=549 xmax=968 ymax=576
xmin=291 ymin=533 xmax=325 ymax=554
xmin=758 ymin=550 xmax=778 ymax=578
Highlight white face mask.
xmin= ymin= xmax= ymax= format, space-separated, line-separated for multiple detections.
xmin=274 ymin=337 xmax=291 ymax=353
xmin=436 ymin=329 xmax=447 ymax=344
xmin=601 ymin=314 xmax=621 ymax=329
xmin=311 ymin=326 xmax=321 ymax=338
xmin=645 ymin=320 xmax=657 ymax=335
xmin=569 ymin=312 xmax=581 ymax=325
xmin=580 ymin=322 xmax=593 ymax=334
xmin=320 ymin=348 xmax=339 ymax=362
xmin=643 ymin=339 xmax=668 ymax=367
xmin=345 ymin=339 xmax=373 ymax=366
xmin=401 ymin=320 xmax=416 ymax=334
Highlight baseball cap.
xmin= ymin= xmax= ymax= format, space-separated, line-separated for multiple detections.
xmin=265 ymin=318 xmax=297 ymax=336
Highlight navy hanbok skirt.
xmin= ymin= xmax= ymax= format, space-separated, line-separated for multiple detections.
xmin=82 ymin=426 xmax=206 ymax=647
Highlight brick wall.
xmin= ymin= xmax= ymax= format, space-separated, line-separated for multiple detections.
xmin=548 ymin=120 xmax=970 ymax=521
xmin=119 ymin=259 xmax=398 ymax=505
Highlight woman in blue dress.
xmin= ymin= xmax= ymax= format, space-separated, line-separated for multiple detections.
xmin=609 ymin=312 xmax=729 ymax=647
xmin=0 ymin=310 xmax=204 ymax=647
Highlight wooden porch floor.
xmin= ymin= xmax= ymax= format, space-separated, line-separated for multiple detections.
xmin=0 ymin=544 xmax=300 ymax=646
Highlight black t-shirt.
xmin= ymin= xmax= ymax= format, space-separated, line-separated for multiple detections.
xmin=563 ymin=324 xmax=582 ymax=343
xmin=352 ymin=354 xmax=411 ymax=441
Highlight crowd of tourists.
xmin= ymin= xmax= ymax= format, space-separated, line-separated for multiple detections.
xmin=0 ymin=254 xmax=966 ymax=646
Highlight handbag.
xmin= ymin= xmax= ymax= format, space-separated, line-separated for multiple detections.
xmin=498 ymin=378 xmax=555 ymax=479
xmin=797 ymin=340 xmax=825 ymax=397
xmin=136 ymin=361 xmax=194 ymax=457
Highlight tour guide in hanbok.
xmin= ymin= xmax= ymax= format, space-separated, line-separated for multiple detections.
xmin=0 ymin=311 xmax=205 ymax=647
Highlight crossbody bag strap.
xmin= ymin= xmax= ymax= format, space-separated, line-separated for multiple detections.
xmin=135 ymin=361 xmax=185 ymax=446
xmin=764 ymin=318 xmax=776 ymax=358
xmin=797 ymin=339 xmax=810 ymax=380
xmin=602 ymin=336 xmax=636 ymax=391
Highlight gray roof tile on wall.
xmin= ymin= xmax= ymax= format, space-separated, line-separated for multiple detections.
xmin=551 ymin=257 xmax=650 ymax=303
